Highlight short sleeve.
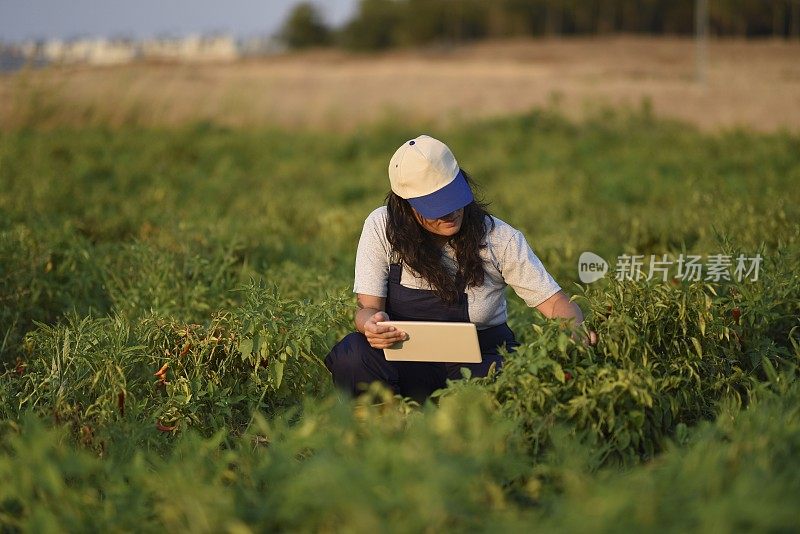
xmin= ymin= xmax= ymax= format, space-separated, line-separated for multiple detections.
xmin=500 ymin=230 xmax=562 ymax=307
xmin=353 ymin=209 xmax=390 ymax=297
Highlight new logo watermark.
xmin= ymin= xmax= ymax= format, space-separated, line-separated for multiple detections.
xmin=578 ymin=252 xmax=762 ymax=283
xmin=578 ymin=251 xmax=609 ymax=283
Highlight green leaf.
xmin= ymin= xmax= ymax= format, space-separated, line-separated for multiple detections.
xmin=557 ymin=332 xmax=569 ymax=354
xmin=616 ymin=428 xmax=631 ymax=450
xmin=690 ymin=337 xmax=703 ymax=358
xmin=252 ymin=333 xmax=261 ymax=356
xmin=553 ymin=363 xmax=565 ymax=384
xmin=270 ymin=359 xmax=285 ymax=390
xmin=761 ymin=356 xmax=779 ymax=385
xmin=238 ymin=338 xmax=253 ymax=357
xmin=675 ymin=422 xmax=689 ymax=445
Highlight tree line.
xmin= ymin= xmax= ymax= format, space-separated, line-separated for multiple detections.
xmin=280 ymin=0 xmax=800 ymax=50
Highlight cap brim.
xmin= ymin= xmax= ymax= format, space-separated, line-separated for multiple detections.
xmin=407 ymin=170 xmax=474 ymax=219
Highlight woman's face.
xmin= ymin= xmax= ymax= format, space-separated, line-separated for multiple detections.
xmin=412 ymin=207 xmax=464 ymax=239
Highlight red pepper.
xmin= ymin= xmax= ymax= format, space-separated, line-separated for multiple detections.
xmin=156 ymin=420 xmax=177 ymax=432
xmin=154 ymin=362 xmax=169 ymax=381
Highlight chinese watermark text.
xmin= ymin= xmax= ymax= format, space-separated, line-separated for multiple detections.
xmin=578 ymin=252 xmax=762 ymax=284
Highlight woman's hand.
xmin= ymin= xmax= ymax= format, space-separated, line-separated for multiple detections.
xmin=571 ymin=328 xmax=599 ymax=347
xmin=363 ymin=311 xmax=407 ymax=349
xmin=536 ymin=290 xmax=598 ymax=346
xmin=355 ymin=294 xmax=407 ymax=349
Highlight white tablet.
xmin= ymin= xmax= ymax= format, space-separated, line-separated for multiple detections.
xmin=376 ymin=321 xmax=481 ymax=363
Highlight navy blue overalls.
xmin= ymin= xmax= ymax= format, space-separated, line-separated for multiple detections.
xmin=324 ymin=262 xmax=518 ymax=403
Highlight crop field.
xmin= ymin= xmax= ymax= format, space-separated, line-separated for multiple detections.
xmin=1 ymin=62 xmax=800 ymax=530
xmin=2 ymin=37 xmax=800 ymax=133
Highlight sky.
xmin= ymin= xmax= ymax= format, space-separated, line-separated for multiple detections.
xmin=0 ymin=0 xmax=358 ymax=42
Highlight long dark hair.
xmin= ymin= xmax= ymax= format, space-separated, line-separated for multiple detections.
xmin=385 ymin=172 xmax=494 ymax=304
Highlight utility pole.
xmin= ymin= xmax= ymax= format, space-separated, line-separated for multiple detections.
xmin=695 ymin=0 xmax=709 ymax=85
xmin=793 ymin=0 xmax=800 ymax=40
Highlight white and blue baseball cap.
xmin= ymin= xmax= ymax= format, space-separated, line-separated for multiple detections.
xmin=388 ymin=135 xmax=474 ymax=219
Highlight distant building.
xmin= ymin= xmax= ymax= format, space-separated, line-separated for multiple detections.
xmin=140 ymin=34 xmax=238 ymax=62
xmin=1 ymin=33 xmax=288 ymax=71
xmin=38 ymin=38 xmax=138 ymax=65
xmin=238 ymin=36 xmax=286 ymax=57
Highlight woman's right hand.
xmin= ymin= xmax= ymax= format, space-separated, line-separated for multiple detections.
xmin=363 ymin=311 xmax=407 ymax=349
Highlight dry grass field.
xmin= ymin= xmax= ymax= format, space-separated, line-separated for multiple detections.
xmin=2 ymin=36 xmax=799 ymax=132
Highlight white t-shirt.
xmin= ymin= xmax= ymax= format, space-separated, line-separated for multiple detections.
xmin=353 ymin=206 xmax=562 ymax=330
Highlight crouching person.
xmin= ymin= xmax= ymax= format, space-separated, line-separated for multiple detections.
xmin=325 ymin=135 xmax=590 ymax=403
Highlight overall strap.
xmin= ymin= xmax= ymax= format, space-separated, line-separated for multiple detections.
xmin=388 ymin=262 xmax=403 ymax=285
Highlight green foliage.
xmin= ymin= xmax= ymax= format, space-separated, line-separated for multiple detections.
xmin=338 ymin=0 xmax=402 ymax=51
xmin=7 ymin=314 xmax=145 ymax=426
xmin=0 ymin=109 xmax=799 ymax=530
xmin=485 ymin=273 xmax=799 ymax=465
xmin=527 ymin=376 xmax=800 ymax=531
xmin=3 ymin=283 xmax=351 ymax=435
xmin=99 ymin=240 xmax=242 ymax=322
xmin=2 ymin=375 xmax=799 ymax=531
xmin=332 ymin=0 xmax=797 ymax=51
xmin=278 ymin=2 xmax=332 ymax=49
xmin=233 ymin=280 xmax=351 ymax=407
xmin=0 ymin=225 xmax=109 ymax=365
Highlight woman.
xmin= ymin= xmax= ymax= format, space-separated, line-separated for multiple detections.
xmin=325 ymin=135 xmax=593 ymax=402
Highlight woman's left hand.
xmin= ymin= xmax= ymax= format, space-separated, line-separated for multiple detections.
xmin=537 ymin=290 xmax=597 ymax=346
xmin=571 ymin=329 xmax=598 ymax=346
